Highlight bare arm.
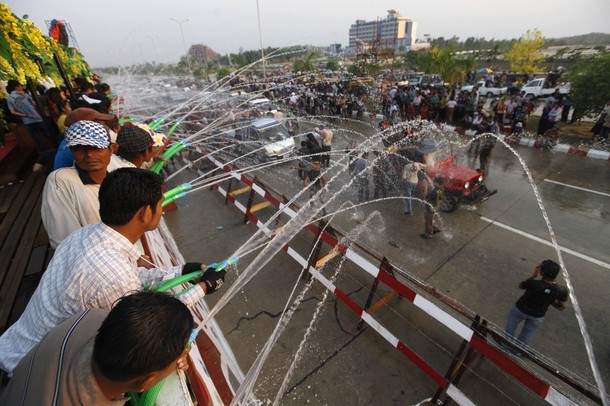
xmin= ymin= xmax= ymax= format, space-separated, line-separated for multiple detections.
xmin=552 ymin=300 xmax=567 ymax=311
xmin=519 ymin=265 xmax=541 ymax=289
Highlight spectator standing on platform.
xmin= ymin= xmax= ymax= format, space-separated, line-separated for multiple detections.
xmin=53 ymin=107 xmax=116 ymax=170
xmin=0 ymin=291 xmax=193 ymax=405
xmin=107 ymin=124 xmax=155 ymax=170
xmin=42 ymin=120 xmax=113 ymax=248
xmin=55 ymin=100 xmax=72 ymax=133
xmin=6 ymin=80 xmax=53 ymax=151
xmin=0 ymin=168 xmax=226 ymax=375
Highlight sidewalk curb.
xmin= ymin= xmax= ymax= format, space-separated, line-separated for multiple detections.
xmin=365 ymin=118 xmax=609 ymax=161
xmin=518 ymin=138 xmax=610 ymax=160
xmin=450 ymin=126 xmax=610 ymax=161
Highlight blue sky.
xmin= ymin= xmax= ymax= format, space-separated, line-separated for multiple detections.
xmin=7 ymin=0 xmax=610 ymax=67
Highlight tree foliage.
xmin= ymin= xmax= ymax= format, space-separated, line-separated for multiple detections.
xmin=347 ymin=60 xmax=380 ymax=78
xmin=216 ymin=67 xmax=232 ymax=80
xmin=218 ymin=47 xmax=280 ymax=68
xmin=293 ymin=51 xmax=318 ymax=73
xmin=347 ymin=61 xmax=368 ymax=77
xmin=544 ymin=33 xmax=610 ymax=47
xmin=505 ymin=29 xmax=545 ymax=74
xmin=567 ymin=52 xmax=610 ymax=116
xmin=431 ymin=36 xmax=513 ymax=53
xmin=408 ymin=47 xmax=474 ymax=84
xmin=0 ymin=4 xmax=91 ymax=85
xmin=325 ymin=59 xmax=340 ymax=71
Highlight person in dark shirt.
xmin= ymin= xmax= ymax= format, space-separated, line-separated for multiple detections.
xmin=504 ymin=260 xmax=568 ymax=347
xmin=302 ymin=160 xmax=328 ymax=217
xmin=303 ymin=160 xmax=327 ymax=197
xmin=295 ymin=140 xmax=311 ymax=180
xmin=421 ymin=176 xmax=444 ymax=239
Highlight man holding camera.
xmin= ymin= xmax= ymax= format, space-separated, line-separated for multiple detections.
xmin=504 ymin=260 xmax=568 ymax=347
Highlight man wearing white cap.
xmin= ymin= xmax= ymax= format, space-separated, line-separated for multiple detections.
xmin=42 ymin=120 xmax=112 ymax=248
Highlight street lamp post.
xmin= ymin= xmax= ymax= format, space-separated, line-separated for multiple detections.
xmin=256 ymin=0 xmax=266 ymax=78
xmin=145 ymin=35 xmax=159 ymax=64
xmin=169 ymin=18 xmax=190 ymax=73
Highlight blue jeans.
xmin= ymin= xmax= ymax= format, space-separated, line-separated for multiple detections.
xmin=355 ymin=177 xmax=369 ymax=202
xmin=404 ymin=182 xmax=417 ymax=213
xmin=504 ymin=306 xmax=544 ymax=345
xmin=26 ymin=121 xmax=52 ymax=151
xmin=600 ymin=126 xmax=610 ymax=141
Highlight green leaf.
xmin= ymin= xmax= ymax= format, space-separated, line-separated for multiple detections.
xmin=0 ymin=32 xmax=14 ymax=65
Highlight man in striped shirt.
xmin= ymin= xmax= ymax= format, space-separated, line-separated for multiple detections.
xmin=0 ymin=168 xmax=225 ymax=375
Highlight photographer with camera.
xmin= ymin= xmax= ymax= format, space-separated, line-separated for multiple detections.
xmin=503 ymin=260 xmax=568 ymax=350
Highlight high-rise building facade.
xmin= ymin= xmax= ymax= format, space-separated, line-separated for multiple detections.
xmin=347 ymin=10 xmax=416 ymax=54
xmin=188 ymin=44 xmax=220 ymax=65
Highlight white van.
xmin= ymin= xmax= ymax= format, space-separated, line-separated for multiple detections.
xmin=247 ymin=98 xmax=278 ymax=114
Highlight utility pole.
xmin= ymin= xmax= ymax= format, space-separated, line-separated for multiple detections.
xmin=170 ymin=18 xmax=191 ymax=74
xmin=256 ymin=0 xmax=266 ymax=78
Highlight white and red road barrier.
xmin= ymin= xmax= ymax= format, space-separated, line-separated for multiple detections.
xmin=180 ymin=148 xmax=598 ymax=406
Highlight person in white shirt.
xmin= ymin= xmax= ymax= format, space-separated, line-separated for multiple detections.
xmin=0 ymin=168 xmax=225 ymax=375
xmin=445 ymin=97 xmax=457 ymax=124
xmin=107 ymin=124 xmax=155 ymax=171
xmin=402 ymin=160 xmax=426 ymax=215
xmin=42 ymin=120 xmax=113 ymax=248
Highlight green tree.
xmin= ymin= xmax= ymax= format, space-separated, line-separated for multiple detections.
xmin=293 ymin=51 xmax=318 ymax=72
xmin=413 ymin=46 xmax=467 ymax=84
xmin=325 ymin=59 xmax=340 ymax=71
xmin=216 ymin=67 xmax=232 ymax=80
xmin=567 ymin=53 xmax=610 ymax=116
xmin=505 ymin=29 xmax=545 ymax=73
xmin=347 ymin=61 xmax=368 ymax=77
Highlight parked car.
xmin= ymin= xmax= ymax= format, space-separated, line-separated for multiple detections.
xmin=461 ymin=81 xmax=508 ymax=98
xmin=520 ymin=79 xmax=570 ymax=99
xmin=409 ymin=74 xmax=446 ymax=88
xmin=247 ymin=97 xmax=278 ymax=114
xmin=419 ymin=139 xmax=496 ymax=212
xmin=234 ymin=117 xmax=295 ymax=161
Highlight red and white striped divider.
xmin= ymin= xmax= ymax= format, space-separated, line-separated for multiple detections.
xmin=188 ymin=150 xmax=577 ymax=406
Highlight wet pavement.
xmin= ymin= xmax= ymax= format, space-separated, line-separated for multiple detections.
xmin=163 ymin=131 xmax=609 ymax=404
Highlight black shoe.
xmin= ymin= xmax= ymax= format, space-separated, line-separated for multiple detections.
xmin=420 ymin=233 xmax=432 ymax=239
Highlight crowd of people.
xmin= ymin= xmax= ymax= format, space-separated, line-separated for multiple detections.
xmin=0 ymin=77 xmax=229 ymax=402
xmin=0 ymin=68 xmax=576 ymax=401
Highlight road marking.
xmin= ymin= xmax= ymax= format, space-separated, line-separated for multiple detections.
xmin=480 ymin=216 xmax=610 ymax=270
xmin=543 ymin=179 xmax=610 ymax=198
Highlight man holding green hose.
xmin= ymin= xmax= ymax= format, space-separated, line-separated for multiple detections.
xmin=1 ymin=291 xmax=194 ymax=405
xmin=0 ymin=168 xmax=225 ymax=377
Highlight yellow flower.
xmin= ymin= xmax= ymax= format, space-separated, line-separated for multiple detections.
xmin=0 ymin=4 xmax=91 ymax=85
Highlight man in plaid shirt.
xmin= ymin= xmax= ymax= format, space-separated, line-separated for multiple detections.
xmin=0 ymin=168 xmax=225 ymax=375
